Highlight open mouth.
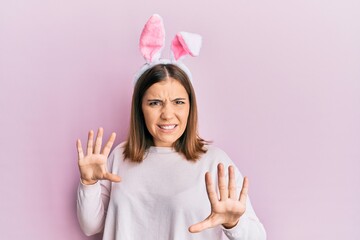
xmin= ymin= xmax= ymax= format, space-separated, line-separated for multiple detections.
xmin=158 ymin=124 xmax=177 ymax=130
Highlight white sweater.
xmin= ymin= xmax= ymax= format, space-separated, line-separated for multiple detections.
xmin=77 ymin=143 xmax=266 ymax=240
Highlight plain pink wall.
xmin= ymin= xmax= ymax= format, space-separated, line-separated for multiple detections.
xmin=1 ymin=0 xmax=359 ymax=239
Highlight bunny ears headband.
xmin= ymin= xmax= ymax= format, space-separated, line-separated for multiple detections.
xmin=133 ymin=14 xmax=202 ymax=83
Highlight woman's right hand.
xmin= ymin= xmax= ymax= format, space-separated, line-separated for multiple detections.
xmin=76 ymin=128 xmax=121 ymax=185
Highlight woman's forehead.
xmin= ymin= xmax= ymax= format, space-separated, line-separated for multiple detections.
xmin=144 ymin=78 xmax=188 ymax=98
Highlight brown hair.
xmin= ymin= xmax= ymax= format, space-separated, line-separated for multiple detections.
xmin=123 ymin=64 xmax=208 ymax=162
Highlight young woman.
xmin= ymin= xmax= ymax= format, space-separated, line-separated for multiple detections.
xmin=76 ymin=64 xmax=266 ymax=240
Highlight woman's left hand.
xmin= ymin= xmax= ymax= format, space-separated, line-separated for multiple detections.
xmin=189 ymin=163 xmax=249 ymax=232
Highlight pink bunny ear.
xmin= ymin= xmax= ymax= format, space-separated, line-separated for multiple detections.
xmin=139 ymin=14 xmax=165 ymax=63
xmin=171 ymin=32 xmax=202 ymax=61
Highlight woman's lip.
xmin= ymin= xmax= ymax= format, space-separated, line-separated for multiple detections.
xmin=157 ymin=124 xmax=177 ymax=130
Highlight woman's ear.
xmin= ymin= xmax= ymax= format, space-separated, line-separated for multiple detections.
xmin=139 ymin=14 xmax=165 ymax=63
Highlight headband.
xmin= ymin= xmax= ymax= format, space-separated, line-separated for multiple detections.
xmin=133 ymin=14 xmax=202 ymax=83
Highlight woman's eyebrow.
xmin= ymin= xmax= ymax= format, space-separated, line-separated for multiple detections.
xmin=146 ymin=98 xmax=162 ymax=101
xmin=172 ymin=97 xmax=187 ymax=101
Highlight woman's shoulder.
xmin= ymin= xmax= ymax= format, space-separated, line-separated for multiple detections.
xmin=108 ymin=141 xmax=127 ymax=159
xmin=113 ymin=141 xmax=127 ymax=150
xmin=203 ymin=144 xmax=232 ymax=162
xmin=198 ymin=144 xmax=239 ymax=174
xmin=202 ymin=145 xmax=243 ymax=175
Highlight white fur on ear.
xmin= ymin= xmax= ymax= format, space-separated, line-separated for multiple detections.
xmin=171 ymin=32 xmax=202 ymax=61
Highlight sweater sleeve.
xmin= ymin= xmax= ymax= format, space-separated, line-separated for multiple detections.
xmin=218 ymin=149 xmax=267 ymax=240
xmin=222 ymin=213 xmax=266 ymax=240
xmin=76 ymin=150 xmax=115 ymax=236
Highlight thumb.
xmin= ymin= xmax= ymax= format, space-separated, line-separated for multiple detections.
xmin=104 ymin=172 xmax=122 ymax=182
xmin=188 ymin=218 xmax=212 ymax=233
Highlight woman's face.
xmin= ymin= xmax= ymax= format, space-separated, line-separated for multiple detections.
xmin=142 ymin=78 xmax=190 ymax=147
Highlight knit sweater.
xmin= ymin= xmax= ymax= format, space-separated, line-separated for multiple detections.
xmin=77 ymin=143 xmax=266 ymax=240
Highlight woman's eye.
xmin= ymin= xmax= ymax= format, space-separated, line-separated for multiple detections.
xmin=175 ymin=100 xmax=185 ymax=105
xmin=149 ymin=101 xmax=161 ymax=106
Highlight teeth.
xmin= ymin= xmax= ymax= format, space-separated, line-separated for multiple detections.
xmin=159 ymin=125 xmax=176 ymax=130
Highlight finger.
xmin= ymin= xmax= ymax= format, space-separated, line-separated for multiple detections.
xmin=104 ymin=172 xmax=122 ymax=182
xmin=228 ymin=165 xmax=237 ymax=199
xmin=87 ymin=130 xmax=94 ymax=155
xmin=217 ymin=163 xmax=228 ymax=201
xmin=239 ymin=176 xmax=249 ymax=205
xmin=205 ymin=172 xmax=218 ymax=204
xmin=102 ymin=132 xmax=116 ymax=156
xmin=188 ymin=217 xmax=213 ymax=233
xmin=76 ymin=139 xmax=84 ymax=160
xmin=94 ymin=127 xmax=103 ymax=154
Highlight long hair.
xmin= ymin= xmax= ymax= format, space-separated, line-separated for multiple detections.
xmin=123 ymin=64 xmax=207 ymax=162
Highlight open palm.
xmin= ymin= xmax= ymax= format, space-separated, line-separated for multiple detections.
xmin=76 ymin=128 xmax=121 ymax=185
xmin=189 ymin=163 xmax=248 ymax=232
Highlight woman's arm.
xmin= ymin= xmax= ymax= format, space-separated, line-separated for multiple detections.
xmin=189 ymin=147 xmax=266 ymax=240
xmin=77 ymin=179 xmax=111 ymax=236
xmin=75 ymin=128 xmax=121 ymax=236
xmin=221 ymin=169 xmax=266 ymax=240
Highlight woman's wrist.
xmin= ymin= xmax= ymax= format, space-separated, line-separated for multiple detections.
xmin=80 ymin=178 xmax=98 ymax=185
xmin=222 ymin=219 xmax=240 ymax=229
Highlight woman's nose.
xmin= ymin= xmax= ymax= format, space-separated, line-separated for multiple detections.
xmin=160 ymin=103 xmax=174 ymax=120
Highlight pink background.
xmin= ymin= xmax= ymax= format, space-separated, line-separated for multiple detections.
xmin=1 ymin=0 xmax=359 ymax=239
